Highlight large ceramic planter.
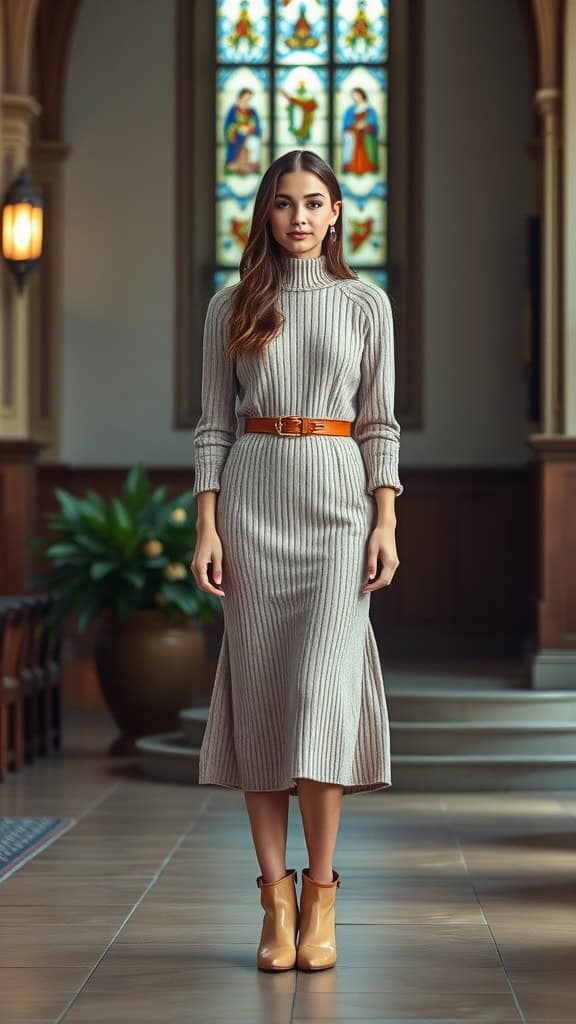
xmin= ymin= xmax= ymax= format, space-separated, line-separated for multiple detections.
xmin=93 ymin=609 xmax=211 ymax=756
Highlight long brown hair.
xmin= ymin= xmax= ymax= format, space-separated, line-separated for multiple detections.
xmin=225 ymin=149 xmax=357 ymax=359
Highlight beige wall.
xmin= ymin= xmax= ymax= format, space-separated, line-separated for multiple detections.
xmin=62 ymin=0 xmax=180 ymax=464
xmin=416 ymin=0 xmax=535 ymax=466
xmin=62 ymin=0 xmax=535 ymax=469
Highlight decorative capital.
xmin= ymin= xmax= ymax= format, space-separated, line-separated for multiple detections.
xmin=1 ymin=92 xmax=42 ymax=124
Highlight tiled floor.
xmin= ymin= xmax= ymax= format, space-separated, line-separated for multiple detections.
xmin=0 ymin=709 xmax=575 ymax=1023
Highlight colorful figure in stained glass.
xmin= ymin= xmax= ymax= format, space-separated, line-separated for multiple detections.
xmin=342 ymin=87 xmax=379 ymax=174
xmin=283 ymin=4 xmax=321 ymax=53
xmin=281 ymin=82 xmax=319 ymax=144
xmin=344 ymin=1 xmax=378 ymax=53
xmin=224 ymin=88 xmax=263 ymax=174
xmin=230 ymin=217 xmax=251 ymax=248
xmin=349 ymin=216 xmax=374 ymax=254
xmin=227 ymin=1 xmax=261 ymax=56
xmin=335 ymin=0 xmax=387 ymax=64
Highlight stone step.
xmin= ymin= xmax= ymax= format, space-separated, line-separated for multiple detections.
xmin=180 ymin=707 xmax=209 ymax=746
xmin=391 ymin=721 xmax=576 ymax=755
xmin=135 ymin=730 xmax=576 ymax=791
xmin=386 ymin=690 xmax=576 ymax=722
xmin=149 ymin=683 xmax=576 ymax=790
xmin=136 ymin=732 xmax=200 ymax=784
xmin=384 ymin=662 xmax=528 ymax=690
xmin=180 ymin=693 xmax=576 ymax=747
xmin=391 ymin=754 xmax=576 ymax=791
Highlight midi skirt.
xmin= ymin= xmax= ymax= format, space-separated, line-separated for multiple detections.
xmin=198 ymin=429 xmax=392 ymax=796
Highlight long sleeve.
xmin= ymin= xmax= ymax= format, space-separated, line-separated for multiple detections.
xmin=192 ymin=289 xmax=238 ymax=498
xmin=354 ymin=286 xmax=404 ymax=497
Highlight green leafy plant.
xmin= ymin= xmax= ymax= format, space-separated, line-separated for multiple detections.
xmin=28 ymin=464 xmax=222 ymax=635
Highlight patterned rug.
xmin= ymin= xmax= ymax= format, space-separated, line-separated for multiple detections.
xmin=0 ymin=817 xmax=76 ymax=882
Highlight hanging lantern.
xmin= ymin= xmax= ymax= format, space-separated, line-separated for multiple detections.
xmin=2 ymin=168 xmax=44 ymax=293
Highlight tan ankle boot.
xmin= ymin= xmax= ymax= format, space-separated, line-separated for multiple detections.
xmin=256 ymin=868 xmax=299 ymax=971
xmin=296 ymin=867 xmax=341 ymax=971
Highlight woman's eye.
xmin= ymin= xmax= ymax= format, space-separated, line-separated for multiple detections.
xmin=276 ymin=202 xmax=322 ymax=209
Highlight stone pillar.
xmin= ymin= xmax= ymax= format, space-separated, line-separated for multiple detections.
xmin=565 ymin=0 xmax=576 ymax=436
xmin=532 ymin=87 xmax=561 ymax=433
xmin=29 ymin=0 xmax=81 ymax=461
xmin=0 ymin=93 xmax=41 ymax=438
xmin=29 ymin=140 xmax=69 ymax=459
xmin=528 ymin=0 xmax=576 ymax=688
xmin=530 ymin=0 xmax=563 ymax=433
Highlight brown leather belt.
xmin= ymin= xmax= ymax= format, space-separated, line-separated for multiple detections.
xmin=244 ymin=416 xmax=353 ymax=436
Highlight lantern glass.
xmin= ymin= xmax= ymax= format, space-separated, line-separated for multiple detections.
xmin=2 ymin=201 xmax=43 ymax=261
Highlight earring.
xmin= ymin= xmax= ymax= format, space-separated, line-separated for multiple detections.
xmin=329 ymin=224 xmax=337 ymax=241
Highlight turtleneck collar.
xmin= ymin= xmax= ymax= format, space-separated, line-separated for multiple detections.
xmin=278 ymin=253 xmax=337 ymax=291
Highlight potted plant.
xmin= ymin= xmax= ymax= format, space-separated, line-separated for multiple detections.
xmin=29 ymin=464 xmax=222 ymax=755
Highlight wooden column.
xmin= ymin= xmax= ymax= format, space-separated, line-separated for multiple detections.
xmin=0 ymin=439 xmax=45 ymax=593
xmin=528 ymin=437 xmax=576 ymax=688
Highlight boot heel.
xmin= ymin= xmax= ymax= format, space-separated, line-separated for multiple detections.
xmin=256 ymin=868 xmax=299 ymax=971
xmin=296 ymin=867 xmax=341 ymax=971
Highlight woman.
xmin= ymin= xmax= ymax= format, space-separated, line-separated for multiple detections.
xmin=191 ymin=149 xmax=402 ymax=973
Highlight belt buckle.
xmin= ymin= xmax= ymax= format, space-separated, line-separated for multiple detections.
xmin=274 ymin=416 xmax=302 ymax=435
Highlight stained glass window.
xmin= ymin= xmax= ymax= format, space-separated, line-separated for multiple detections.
xmin=215 ymin=0 xmax=389 ymax=292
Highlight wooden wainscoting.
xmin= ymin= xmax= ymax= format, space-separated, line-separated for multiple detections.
xmin=373 ymin=466 xmax=532 ymax=658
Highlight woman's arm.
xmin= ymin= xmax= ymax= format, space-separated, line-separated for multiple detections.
xmin=354 ymin=286 xmax=402 ymax=592
xmin=354 ymin=285 xmax=403 ymax=499
xmin=195 ymin=490 xmax=218 ymax=530
xmin=191 ymin=290 xmax=238 ymax=596
xmin=192 ymin=289 xmax=238 ymax=510
xmin=372 ymin=485 xmax=397 ymax=529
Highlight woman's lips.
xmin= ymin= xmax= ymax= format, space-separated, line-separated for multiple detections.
xmin=288 ymin=232 xmax=310 ymax=238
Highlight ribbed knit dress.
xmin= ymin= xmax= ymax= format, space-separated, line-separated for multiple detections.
xmin=192 ymin=253 xmax=403 ymax=795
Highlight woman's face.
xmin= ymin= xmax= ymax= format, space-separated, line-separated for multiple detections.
xmin=269 ymin=168 xmax=341 ymax=260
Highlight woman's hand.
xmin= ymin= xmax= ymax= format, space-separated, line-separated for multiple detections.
xmin=361 ymin=523 xmax=400 ymax=594
xmin=191 ymin=526 xmax=226 ymax=597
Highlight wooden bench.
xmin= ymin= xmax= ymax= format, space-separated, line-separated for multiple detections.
xmin=0 ymin=595 xmax=63 ymax=780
